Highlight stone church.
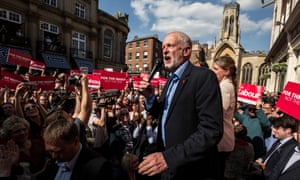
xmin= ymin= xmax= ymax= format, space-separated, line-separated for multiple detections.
xmin=190 ymin=2 xmax=268 ymax=90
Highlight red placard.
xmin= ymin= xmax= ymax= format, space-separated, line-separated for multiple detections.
xmin=87 ymin=74 xmax=101 ymax=90
xmin=29 ymin=76 xmax=55 ymax=91
xmin=237 ymin=83 xmax=264 ymax=105
xmin=0 ymin=70 xmax=23 ymax=89
xmin=30 ymin=60 xmax=45 ymax=71
xmin=7 ymin=49 xmax=31 ymax=68
xmin=276 ymin=81 xmax=300 ymax=120
xmin=93 ymin=70 xmax=128 ymax=90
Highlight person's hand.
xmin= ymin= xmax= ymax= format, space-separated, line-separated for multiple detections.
xmin=139 ymin=77 xmax=154 ymax=98
xmin=256 ymin=99 xmax=263 ymax=109
xmin=138 ymin=152 xmax=168 ymax=176
xmin=79 ymin=73 xmax=88 ymax=86
xmin=15 ymin=82 xmax=26 ymax=96
xmin=0 ymin=140 xmax=20 ymax=177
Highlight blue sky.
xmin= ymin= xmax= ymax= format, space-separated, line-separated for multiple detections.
xmin=99 ymin=0 xmax=274 ymax=52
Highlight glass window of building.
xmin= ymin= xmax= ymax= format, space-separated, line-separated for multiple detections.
xmin=43 ymin=0 xmax=57 ymax=7
xmin=143 ymin=63 xmax=149 ymax=72
xmin=136 ymin=41 xmax=140 ymax=48
xmin=104 ymin=29 xmax=113 ymax=59
xmin=72 ymin=31 xmax=86 ymax=57
xmin=144 ymin=40 xmax=148 ymax=47
xmin=136 ymin=52 xmax=140 ymax=59
xmin=75 ymin=2 xmax=85 ymax=19
xmin=135 ymin=64 xmax=139 ymax=72
xmin=129 ymin=43 xmax=132 ymax=48
xmin=241 ymin=63 xmax=253 ymax=84
xmin=40 ymin=21 xmax=59 ymax=34
xmin=0 ymin=9 xmax=21 ymax=24
xmin=128 ymin=52 xmax=132 ymax=60
xmin=143 ymin=51 xmax=148 ymax=59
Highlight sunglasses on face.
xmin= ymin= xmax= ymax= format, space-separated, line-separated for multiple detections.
xmin=24 ymin=104 xmax=36 ymax=111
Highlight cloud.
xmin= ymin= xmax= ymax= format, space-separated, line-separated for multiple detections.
xmin=240 ymin=14 xmax=272 ymax=35
xmin=131 ymin=0 xmax=224 ymax=40
xmin=129 ymin=0 xmax=272 ymax=50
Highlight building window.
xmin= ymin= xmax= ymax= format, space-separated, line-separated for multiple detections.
xmin=128 ymin=53 xmax=132 ymax=60
xmin=104 ymin=29 xmax=113 ymax=58
xmin=136 ymin=52 xmax=140 ymax=59
xmin=258 ymin=63 xmax=270 ymax=87
xmin=43 ymin=0 xmax=57 ymax=7
xmin=241 ymin=63 xmax=253 ymax=84
xmin=129 ymin=43 xmax=132 ymax=48
xmin=72 ymin=31 xmax=86 ymax=57
xmin=75 ymin=2 xmax=85 ymax=19
xmin=135 ymin=64 xmax=139 ymax=72
xmin=136 ymin=41 xmax=140 ymax=48
xmin=128 ymin=64 xmax=132 ymax=72
xmin=143 ymin=63 xmax=149 ymax=72
xmin=144 ymin=40 xmax=148 ymax=47
xmin=0 ymin=9 xmax=22 ymax=24
xmin=143 ymin=51 xmax=148 ymax=59
xmin=40 ymin=21 xmax=59 ymax=34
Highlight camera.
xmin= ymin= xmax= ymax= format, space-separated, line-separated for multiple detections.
xmin=97 ymin=98 xmax=115 ymax=107
xmin=68 ymin=75 xmax=81 ymax=86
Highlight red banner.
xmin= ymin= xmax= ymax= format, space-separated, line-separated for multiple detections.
xmin=29 ymin=76 xmax=55 ymax=91
xmin=0 ymin=70 xmax=23 ymax=89
xmin=93 ymin=70 xmax=128 ymax=90
xmin=237 ymin=83 xmax=264 ymax=105
xmin=7 ymin=49 xmax=32 ymax=68
xmin=30 ymin=60 xmax=45 ymax=71
xmin=276 ymin=81 xmax=300 ymax=120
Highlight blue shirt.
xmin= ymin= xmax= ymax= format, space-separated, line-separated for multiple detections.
xmin=54 ymin=144 xmax=82 ymax=180
xmin=161 ymin=61 xmax=188 ymax=145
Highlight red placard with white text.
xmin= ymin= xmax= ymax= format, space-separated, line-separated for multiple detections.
xmin=276 ymin=81 xmax=300 ymax=120
xmin=0 ymin=70 xmax=23 ymax=89
xmin=7 ymin=49 xmax=31 ymax=68
xmin=237 ymin=83 xmax=264 ymax=105
xmin=30 ymin=60 xmax=45 ymax=71
xmin=28 ymin=76 xmax=55 ymax=91
xmin=93 ymin=70 xmax=128 ymax=90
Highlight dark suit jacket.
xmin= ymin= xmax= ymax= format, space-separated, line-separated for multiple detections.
xmin=36 ymin=146 xmax=114 ymax=180
xmin=278 ymin=158 xmax=300 ymax=180
xmin=263 ymin=138 xmax=298 ymax=180
xmin=148 ymin=62 xmax=223 ymax=180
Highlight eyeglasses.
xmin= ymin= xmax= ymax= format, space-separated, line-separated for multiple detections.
xmin=24 ymin=104 xmax=36 ymax=111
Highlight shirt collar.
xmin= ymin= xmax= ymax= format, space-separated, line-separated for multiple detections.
xmin=56 ymin=143 xmax=82 ymax=171
xmin=170 ymin=61 xmax=189 ymax=79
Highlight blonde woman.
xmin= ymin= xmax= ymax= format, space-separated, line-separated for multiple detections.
xmin=211 ymin=55 xmax=237 ymax=178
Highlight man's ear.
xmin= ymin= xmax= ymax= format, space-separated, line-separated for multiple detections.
xmin=183 ymin=47 xmax=192 ymax=59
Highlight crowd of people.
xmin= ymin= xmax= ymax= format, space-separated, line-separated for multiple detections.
xmin=0 ymin=31 xmax=300 ymax=180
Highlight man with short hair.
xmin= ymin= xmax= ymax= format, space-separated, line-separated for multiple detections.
xmin=37 ymin=119 xmax=114 ymax=180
